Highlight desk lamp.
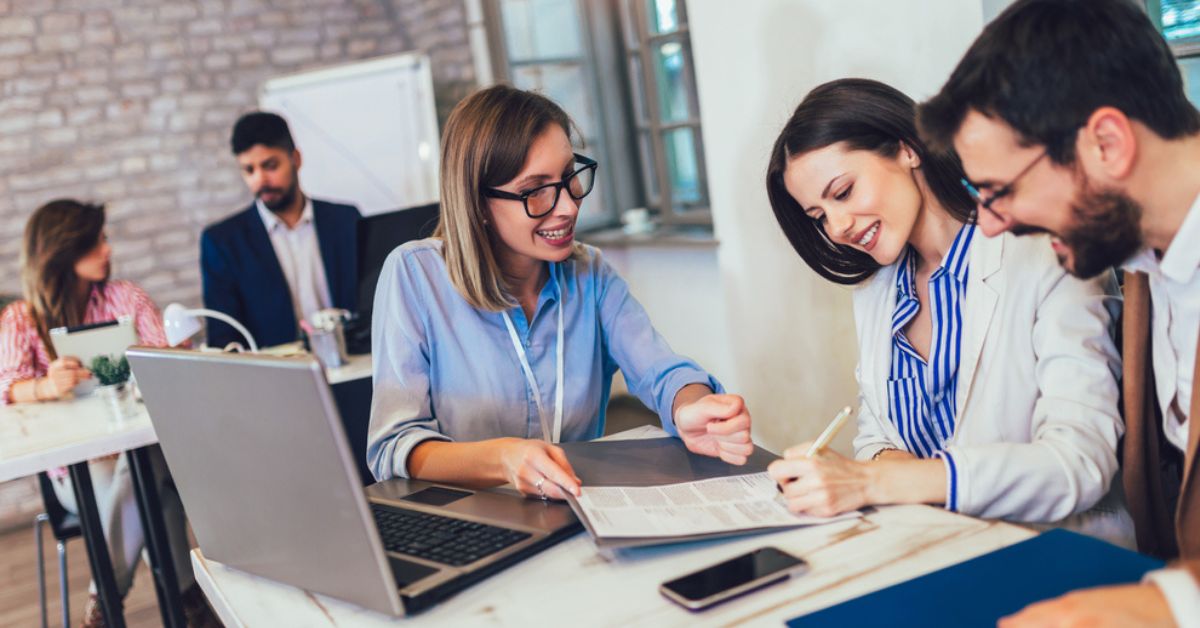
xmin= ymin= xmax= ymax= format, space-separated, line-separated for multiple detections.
xmin=162 ymin=303 xmax=259 ymax=353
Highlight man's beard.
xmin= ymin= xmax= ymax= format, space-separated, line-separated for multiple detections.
xmin=258 ymin=178 xmax=298 ymax=212
xmin=1055 ymin=177 xmax=1144 ymax=279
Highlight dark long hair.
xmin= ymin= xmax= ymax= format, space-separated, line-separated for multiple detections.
xmin=766 ymin=78 xmax=975 ymax=285
xmin=20 ymin=199 xmax=107 ymax=355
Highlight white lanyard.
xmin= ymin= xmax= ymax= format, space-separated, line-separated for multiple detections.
xmin=500 ymin=273 xmax=565 ymax=443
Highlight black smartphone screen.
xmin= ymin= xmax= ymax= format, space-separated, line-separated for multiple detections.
xmin=663 ymin=547 xmax=805 ymax=602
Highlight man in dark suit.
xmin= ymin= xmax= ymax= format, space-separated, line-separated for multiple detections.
xmin=201 ymin=112 xmax=361 ymax=349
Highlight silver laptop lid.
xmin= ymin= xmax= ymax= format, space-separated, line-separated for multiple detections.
xmin=127 ymin=347 xmax=404 ymax=616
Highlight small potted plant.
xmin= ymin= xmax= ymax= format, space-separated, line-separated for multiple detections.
xmin=90 ymin=354 xmax=136 ymax=423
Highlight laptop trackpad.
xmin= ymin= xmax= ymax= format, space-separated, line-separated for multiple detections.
xmin=401 ymin=486 xmax=473 ymax=507
xmin=389 ymin=556 xmax=439 ymax=588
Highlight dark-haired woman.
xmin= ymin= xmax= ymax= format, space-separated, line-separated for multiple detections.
xmin=0 ymin=200 xmax=208 ymax=626
xmin=763 ymin=79 xmax=1133 ymax=545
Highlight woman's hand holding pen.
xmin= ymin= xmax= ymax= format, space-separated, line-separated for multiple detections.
xmin=495 ymin=438 xmax=582 ymax=501
xmin=768 ymin=444 xmax=877 ymax=517
xmin=674 ymin=388 xmax=754 ymax=465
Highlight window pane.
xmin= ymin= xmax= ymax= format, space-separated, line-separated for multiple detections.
xmin=502 ymin=0 xmax=584 ymax=62
xmin=645 ymin=0 xmax=681 ymax=34
xmin=653 ymin=41 xmax=690 ymax=122
xmin=1163 ymin=0 xmax=1200 ymax=41
xmin=663 ymin=127 xmax=701 ymax=206
xmin=511 ymin=63 xmax=598 ymax=135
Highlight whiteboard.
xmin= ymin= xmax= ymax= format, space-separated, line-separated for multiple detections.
xmin=260 ymin=53 xmax=440 ymax=216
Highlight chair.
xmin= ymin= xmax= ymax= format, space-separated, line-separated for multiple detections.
xmin=33 ymin=472 xmax=82 ymax=628
xmin=331 ymin=376 xmax=375 ymax=486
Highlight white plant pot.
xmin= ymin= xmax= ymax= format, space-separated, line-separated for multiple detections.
xmin=97 ymin=382 xmax=136 ymax=425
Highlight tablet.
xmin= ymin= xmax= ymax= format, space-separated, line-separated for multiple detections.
xmin=50 ymin=317 xmax=139 ymax=394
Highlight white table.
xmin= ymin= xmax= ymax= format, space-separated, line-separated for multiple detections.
xmin=0 ymin=395 xmax=187 ymax=627
xmin=192 ymin=502 xmax=1034 ymax=626
xmin=0 ymin=396 xmax=156 ymax=484
xmin=326 ymin=353 xmax=372 ymax=386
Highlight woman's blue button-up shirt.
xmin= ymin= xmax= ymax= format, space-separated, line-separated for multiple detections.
xmin=366 ymin=239 xmax=722 ymax=481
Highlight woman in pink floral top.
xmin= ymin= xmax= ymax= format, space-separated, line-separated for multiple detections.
xmin=0 ymin=200 xmax=206 ymax=626
xmin=0 ymin=282 xmax=167 ymax=404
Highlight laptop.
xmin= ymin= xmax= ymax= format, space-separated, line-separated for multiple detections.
xmin=127 ymin=347 xmax=580 ymax=616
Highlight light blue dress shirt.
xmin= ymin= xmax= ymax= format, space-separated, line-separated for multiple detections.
xmin=366 ymin=238 xmax=723 ymax=481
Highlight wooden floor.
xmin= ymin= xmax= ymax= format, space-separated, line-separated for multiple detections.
xmin=0 ymin=519 xmax=175 ymax=627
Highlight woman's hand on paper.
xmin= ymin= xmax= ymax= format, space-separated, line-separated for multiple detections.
xmin=768 ymin=444 xmax=875 ymax=517
xmin=495 ymin=438 xmax=582 ymax=500
xmin=674 ymin=392 xmax=754 ymax=465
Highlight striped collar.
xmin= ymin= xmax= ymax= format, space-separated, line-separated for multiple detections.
xmin=896 ymin=223 xmax=976 ymax=293
xmin=892 ymin=223 xmax=976 ymax=336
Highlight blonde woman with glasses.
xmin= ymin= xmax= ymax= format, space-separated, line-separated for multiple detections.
xmin=367 ymin=85 xmax=753 ymax=499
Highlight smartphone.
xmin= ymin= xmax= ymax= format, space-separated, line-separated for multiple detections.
xmin=659 ymin=547 xmax=808 ymax=611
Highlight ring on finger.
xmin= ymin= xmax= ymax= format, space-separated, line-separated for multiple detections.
xmin=535 ymin=476 xmax=547 ymax=501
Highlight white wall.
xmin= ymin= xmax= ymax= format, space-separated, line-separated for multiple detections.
xmin=983 ymin=0 xmax=1017 ymax=21
xmin=602 ymin=245 xmax=735 ymax=390
xmin=678 ymin=0 xmax=986 ymax=455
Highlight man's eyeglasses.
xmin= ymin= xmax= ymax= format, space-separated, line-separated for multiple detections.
xmin=482 ymin=154 xmax=599 ymax=218
xmin=960 ymin=150 xmax=1046 ymax=211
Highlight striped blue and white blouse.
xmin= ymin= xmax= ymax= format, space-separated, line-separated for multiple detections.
xmin=887 ymin=223 xmax=976 ymax=511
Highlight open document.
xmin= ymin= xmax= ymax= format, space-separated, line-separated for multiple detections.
xmin=574 ymin=472 xmax=858 ymax=539
xmin=559 ymin=436 xmax=862 ymax=548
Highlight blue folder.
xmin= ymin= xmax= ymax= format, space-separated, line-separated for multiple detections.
xmin=788 ymin=529 xmax=1164 ymax=627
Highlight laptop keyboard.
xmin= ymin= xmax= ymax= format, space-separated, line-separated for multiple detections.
xmin=370 ymin=504 xmax=532 ymax=567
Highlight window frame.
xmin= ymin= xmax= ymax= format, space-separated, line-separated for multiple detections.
xmin=483 ymin=0 xmax=713 ymax=231
xmin=621 ymin=0 xmax=712 ymax=226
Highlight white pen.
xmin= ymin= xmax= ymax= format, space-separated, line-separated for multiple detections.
xmin=804 ymin=405 xmax=855 ymax=458
xmin=775 ymin=405 xmax=856 ymax=504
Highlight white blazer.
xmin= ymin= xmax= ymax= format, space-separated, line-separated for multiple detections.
xmin=851 ymin=231 xmax=1134 ymax=545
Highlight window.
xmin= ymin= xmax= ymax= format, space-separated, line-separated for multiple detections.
xmin=621 ymin=0 xmax=710 ymax=225
xmin=1160 ymin=0 xmax=1200 ymax=42
xmin=484 ymin=0 xmax=711 ymax=230
xmin=1152 ymin=0 xmax=1200 ymax=103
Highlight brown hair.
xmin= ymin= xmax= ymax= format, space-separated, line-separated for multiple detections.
xmin=434 ymin=84 xmax=581 ymax=311
xmin=20 ymin=199 xmax=107 ymax=355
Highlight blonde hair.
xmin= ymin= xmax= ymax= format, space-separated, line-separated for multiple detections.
xmin=20 ymin=199 xmax=107 ymax=357
xmin=435 ymin=85 xmax=582 ymax=312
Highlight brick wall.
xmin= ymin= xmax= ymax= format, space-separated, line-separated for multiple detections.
xmin=0 ymin=0 xmax=478 ymax=532
xmin=0 ymin=0 xmax=476 ymax=304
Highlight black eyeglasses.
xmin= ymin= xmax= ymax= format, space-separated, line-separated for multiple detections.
xmin=961 ymin=150 xmax=1046 ymax=211
xmin=482 ymin=154 xmax=599 ymax=218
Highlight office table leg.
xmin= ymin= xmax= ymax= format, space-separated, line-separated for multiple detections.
xmin=67 ymin=461 xmax=126 ymax=628
xmin=128 ymin=445 xmax=186 ymax=628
